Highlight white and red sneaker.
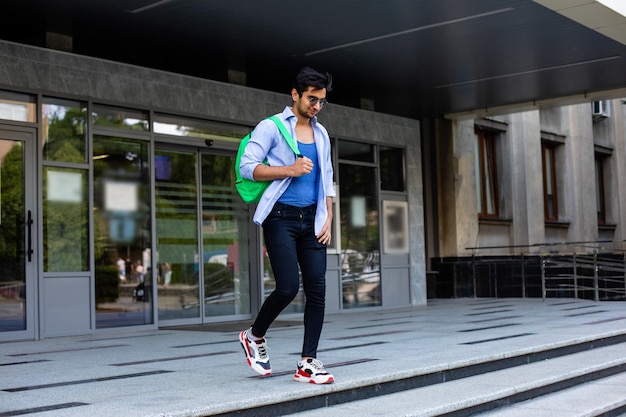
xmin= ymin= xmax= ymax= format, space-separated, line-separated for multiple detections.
xmin=239 ymin=328 xmax=271 ymax=376
xmin=294 ymin=358 xmax=334 ymax=384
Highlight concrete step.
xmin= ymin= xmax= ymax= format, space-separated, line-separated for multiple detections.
xmin=279 ymin=343 xmax=626 ymax=417
xmin=474 ymin=373 xmax=626 ymax=417
xmin=4 ymin=299 xmax=626 ymax=417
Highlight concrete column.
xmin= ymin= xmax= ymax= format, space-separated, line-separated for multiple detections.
xmin=611 ymin=99 xmax=626 ymax=242
xmin=437 ymin=119 xmax=479 ymax=256
xmin=566 ymin=104 xmax=598 ymax=243
xmin=508 ymin=111 xmax=544 ymax=251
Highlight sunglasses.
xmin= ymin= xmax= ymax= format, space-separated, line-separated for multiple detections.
xmin=304 ymin=95 xmax=328 ymax=108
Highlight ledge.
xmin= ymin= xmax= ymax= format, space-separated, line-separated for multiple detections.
xmin=478 ymin=217 xmax=512 ymax=226
xmin=545 ymin=220 xmax=570 ymax=229
xmin=598 ymin=223 xmax=617 ymax=231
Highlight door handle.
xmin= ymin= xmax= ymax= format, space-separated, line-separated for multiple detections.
xmin=26 ymin=210 xmax=33 ymax=262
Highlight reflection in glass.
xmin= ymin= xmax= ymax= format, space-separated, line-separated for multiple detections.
xmin=338 ymin=140 xmax=374 ymax=163
xmin=155 ymin=149 xmax=251 ymax=322
xmin=155 ymin=149 xmax=200 ymax=320
xmin=0 ymin=90 xmax=36 ymax=122
xmin=202 ymin=154 xmax=251 ymax=317
xmin=380 ymin=146 xmax=405 ymax=192
xmin=92 ymin=104 xmax=149 ymax=131
xmin=43 ymin=167 xmax=89 ymax=272
xmin=154 ymin=113 xmax=248 ymax=143
xmin=0 ymin=140 xmax=26 ymax=331
xmin=339 ymin=163 xmax=381 ymax=308
xmin=93 ymin=136 xmax=152 ymax=328
xmin=42 ymin=98 xmax=87 ymax=163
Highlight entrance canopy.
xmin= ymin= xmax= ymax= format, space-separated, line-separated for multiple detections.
xmin=2 ymin=0 xmax=626 ymax=119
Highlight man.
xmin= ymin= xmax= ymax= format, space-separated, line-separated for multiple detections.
xmin=238 ymin=67 xmax=335 ymax=384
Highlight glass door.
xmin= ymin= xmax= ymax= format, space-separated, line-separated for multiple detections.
xmin=337 ymin=139 xmax=381 ymax=309
xmin=201 ymin=152 xmax=250 ymax=318
xmin=155 ymin=146 xmax=251 ymax=325
xmin=93 ymin=135 xmax=153 ymax=329
xmin=154 ymin=147 xmax=200 ymax=322
xmin=0 ymin=128 xmax=36 ymax=340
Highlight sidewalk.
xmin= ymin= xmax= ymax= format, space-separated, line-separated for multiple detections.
xmin=2 ymin=298 xmax=626 ymax=417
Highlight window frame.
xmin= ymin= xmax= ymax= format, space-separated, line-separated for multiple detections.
xmin=474 ymin=128 xmax=499 ymax=218
xmin=541 ymin=142 xmax=559 ymax=221
xmin=595 ymin=154 xmax=607 ymax=225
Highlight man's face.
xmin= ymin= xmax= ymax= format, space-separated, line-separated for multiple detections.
xmin=293 ymin=86 xmax=327 ymax=119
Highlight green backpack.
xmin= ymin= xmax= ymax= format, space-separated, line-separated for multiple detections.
xmin=235 ymin=115 xmax=301 ymax=203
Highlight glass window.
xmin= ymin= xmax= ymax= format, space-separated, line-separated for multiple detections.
xmin=0 ymin=90 xmax=36 ymax=122
xmin=338 ymin=140 xmax=374 ymax=162
xmin=155 ymin=149 xmax=200 ymax=321
xmin=0 ymin=139 xmax=26 ymax=331
xmin=595 ymin=155 xmax=607 ymax=224
xmin=339 ymin=161 xmax=381 ymax=309
xmin=42 ymin=98 xmax=87 ymax=163
xmin=154 ymin=113 xmax=248 ymax=143
xmin=93 ymin=135 xmax=152 ymax=328
xmin=201 ymin=153 xmax=251 ymax=317
xmin=542 ymin=143 xmax=559 ymax=221
xmin=92 ymin=104 xmax=149 ymax=131
xmin=43 ymin=167 xmax=89 ymax=271
xmin=475 ymin=129 xmax=499 ymax=218
xmin=380 ymin=146 xmax=405 ymax=191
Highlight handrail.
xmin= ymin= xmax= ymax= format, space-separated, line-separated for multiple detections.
xmin=541 ymin=251 xmax=626 ymax=302
xmin=435 ymin=246 xmax=625 ymax=301
xmin=466 ymin=239 xmax=622 ymax=252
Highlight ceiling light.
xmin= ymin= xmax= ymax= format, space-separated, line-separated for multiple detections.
xmin=305 ymin=8 xmax=515 ymax=56
xmin=435 ymin=56 xmax=621 ymax=89
xmin=128 ymin=0 xmax=174 ymax=14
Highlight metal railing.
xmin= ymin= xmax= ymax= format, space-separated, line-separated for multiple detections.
xmin=454 ymin=240 xmax=626 ymax=301
xmin=541 ymin=252 xmax=626 ymax=301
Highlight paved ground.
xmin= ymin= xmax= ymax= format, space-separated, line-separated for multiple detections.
xmin=2 ymin=298 xmax=626 ymax=417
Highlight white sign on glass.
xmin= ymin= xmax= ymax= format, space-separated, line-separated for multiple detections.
xmin=48 ymin=170 xmax=82 ymax=203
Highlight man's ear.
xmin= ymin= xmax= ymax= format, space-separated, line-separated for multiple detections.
xmin=291 ymin=88 xmax=300 ymax=102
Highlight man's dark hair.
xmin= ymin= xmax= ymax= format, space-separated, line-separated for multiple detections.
xmin=293 ymin=67 xmax=333 ymax=94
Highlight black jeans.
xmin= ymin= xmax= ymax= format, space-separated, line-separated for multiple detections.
xmin=252 ymin=202 xmax=327 ymax=358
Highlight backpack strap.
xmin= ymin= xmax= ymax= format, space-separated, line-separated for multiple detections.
xmin=269 ymin=115 xmax=301 ymax=157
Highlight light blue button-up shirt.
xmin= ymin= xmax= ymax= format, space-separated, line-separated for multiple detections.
xmin=239 ymin=106 xmax=336 ymax=234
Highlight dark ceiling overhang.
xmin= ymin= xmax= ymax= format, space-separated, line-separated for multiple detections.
xmin=1 ymin=0 xmax=625 ymax=120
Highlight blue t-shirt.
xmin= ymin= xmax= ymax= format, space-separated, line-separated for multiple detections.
xmin=278 ymin=142 xmax=318 ymax=207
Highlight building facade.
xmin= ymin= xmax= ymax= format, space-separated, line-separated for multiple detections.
xmin=0 ymin=40 xmax=426 ymax=341
xmin=2 ymin=37 xmax=625 ymax=342
xmin=429 ymin=99 xmax=626 ymax=298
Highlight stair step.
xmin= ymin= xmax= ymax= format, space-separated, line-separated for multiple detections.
xmin=474 ymin=373 xmax=626 ymax=417
xmin=288 ymin=343 xmax=626 ymax=417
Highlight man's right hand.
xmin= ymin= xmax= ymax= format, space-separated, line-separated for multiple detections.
xmin=292 ymin=156 xmax=313 ymax=177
